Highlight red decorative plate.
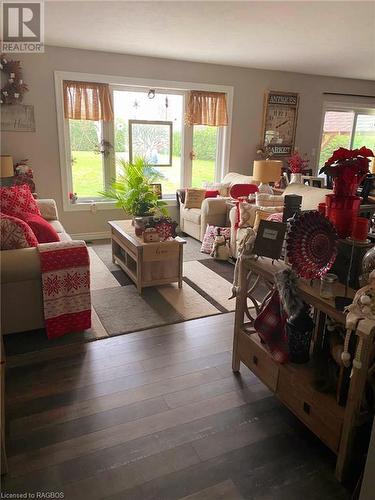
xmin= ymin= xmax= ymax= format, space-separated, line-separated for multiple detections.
xmin=286 ymin=211 xmax=338 ymax=279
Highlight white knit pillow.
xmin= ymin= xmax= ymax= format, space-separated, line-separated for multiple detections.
xmin=255 ymin=193 xmax=284 ymax=207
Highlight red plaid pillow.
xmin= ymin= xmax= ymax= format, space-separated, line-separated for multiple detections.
xmin=0 ymin=184 xmax=40 ymax=218
xmin=0 ymin=213 xmax=38 ymax=249
xmin=254 ymin=289 xmax=289 ymax=364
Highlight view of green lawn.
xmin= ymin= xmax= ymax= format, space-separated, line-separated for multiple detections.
xmin=72 ymin=132 xmax=374 ymax=198
xmin=71 ymin=151 xmax=215 ymax=198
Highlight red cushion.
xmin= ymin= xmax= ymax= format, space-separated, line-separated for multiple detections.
xmin=205 ymin=190 xmax=220 ymax=198
xmin=0 ymin=184 xmax=41 ymax=218
xmin=19 ymin=213 xmax=60 ymax=243
xmin=229 ymin=184 xmax=259 ymax=199
xmin=0 ymin=212 xmax=38 ymax=249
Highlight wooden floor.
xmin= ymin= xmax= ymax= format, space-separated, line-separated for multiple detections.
xmin=2 ymin=313 xmax=349 ymax=499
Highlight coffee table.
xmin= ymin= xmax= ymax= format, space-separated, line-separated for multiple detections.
xmin=108 ymin=220 xmax=186 ymax=294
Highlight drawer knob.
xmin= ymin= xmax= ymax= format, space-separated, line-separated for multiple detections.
xmin=253 ymin=355 xmax=258 ymax=365
xmin=303 ymin=402 xmax=311 ymax=415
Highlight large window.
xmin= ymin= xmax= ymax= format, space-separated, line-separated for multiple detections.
xmin=113 ymin=89 xmax=183 ymax=196
xmin=318 ymin=106 xmax=375 ymax=168
xmin=57 ymin=73 xmax=232 ymax=209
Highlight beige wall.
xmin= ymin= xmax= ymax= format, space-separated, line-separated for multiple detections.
xmin=2 ymin=45 xmax=374 ymax=236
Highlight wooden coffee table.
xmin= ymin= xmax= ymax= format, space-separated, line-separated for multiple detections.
xmin=108 ymin=220 xmax=186 ymax=294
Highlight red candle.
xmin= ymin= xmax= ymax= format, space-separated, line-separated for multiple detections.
xmin=352 ymin=217 xmax=369 ymax=241
xmin=318 ymin=203 xmax=326 ymax=216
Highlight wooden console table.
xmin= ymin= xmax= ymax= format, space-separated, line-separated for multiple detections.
xmin=232 ymin=257 xmax=375 ymax=482
xmin=109 ymin=220 xmax=186 ymax=294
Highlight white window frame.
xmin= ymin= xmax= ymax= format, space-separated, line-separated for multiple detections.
xmin=316 ymin=101 xmax=375 ymax=173
xmin=55 ymin=71 xmax=233 ymax=212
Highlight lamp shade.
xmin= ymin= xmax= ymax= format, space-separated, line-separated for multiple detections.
xmin=0 ymin=156 xmax=14 ymax=178
xmin=370 ymin=158 xmax=375 ymax=174
xmin=252 ymin=160 xmax=282 ymax=183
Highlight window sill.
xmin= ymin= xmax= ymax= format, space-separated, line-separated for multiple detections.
xmin=63 ymin=199 xmax=177 ymax=212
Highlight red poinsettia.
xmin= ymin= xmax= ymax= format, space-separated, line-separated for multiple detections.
xmin=319 ymin=146 xmax=374 ymax=196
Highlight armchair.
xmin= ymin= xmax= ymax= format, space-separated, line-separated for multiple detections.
xmin=178 ymin=172 xmax=254 ymax=241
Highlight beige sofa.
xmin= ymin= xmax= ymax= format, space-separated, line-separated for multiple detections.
xmin=0 ymin=199 xmax=72 ymax=335
xmin=179 ymin=172 xmax=255 ymax=241
xmin=229 ymin=183 xmax=333 ymax=257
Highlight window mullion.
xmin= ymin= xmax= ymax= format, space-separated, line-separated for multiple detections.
xmin=182 ymin=93 xmax=193 ymax=188
xmin=349 ymin=112 xmax=358 ymax=149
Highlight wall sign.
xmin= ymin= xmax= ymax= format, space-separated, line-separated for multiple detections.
xmin=1 ymin=104 xmax=35 ymax=132
xmin=261 ymin=90 xmax=299 ymax=156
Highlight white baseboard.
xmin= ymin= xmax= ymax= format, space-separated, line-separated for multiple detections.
xmin=71 ymin=231 xmax=111 ymax=241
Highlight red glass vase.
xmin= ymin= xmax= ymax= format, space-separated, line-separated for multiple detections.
xmin=332 ymin=177 xmax=359 ymax=197
xmin=325 ymin=194 xmax=361 ymax=238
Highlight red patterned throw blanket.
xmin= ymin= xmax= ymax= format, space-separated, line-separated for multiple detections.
xmin=37 ymin=241 xmax=91 ymax=339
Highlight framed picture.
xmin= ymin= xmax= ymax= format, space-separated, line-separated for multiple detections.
xmin=253 ymin=220 xmax=287 ymax=260
xmin=129 ymin=120 xmax=173 ymax=166
xmin=1 ymin=104 xmax=35 ymax=132
xmin=150 ymin=183 xmax=162 ymax=199
xmin=261 ymin=91 xmax=299 ymax=157
xmin=302 ymin=176 xmax=324 ymax=188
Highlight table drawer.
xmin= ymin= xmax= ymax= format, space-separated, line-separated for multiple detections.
xmin=277 ymin=370 xmax=342 ymax=453
xmin=238 ymin=331 xmax=279 ymax=391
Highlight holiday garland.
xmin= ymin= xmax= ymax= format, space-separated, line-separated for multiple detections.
xmin=0 ymin=55 xmax=28 ymax=104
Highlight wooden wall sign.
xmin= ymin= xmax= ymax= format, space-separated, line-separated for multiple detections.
xmin=261 ymin=90 xmax=299 ymax=156
xmin=1 ymin=104 xmax=35 ymax=132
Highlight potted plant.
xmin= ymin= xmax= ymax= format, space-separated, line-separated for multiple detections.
xmin=101 ymin=157 xmax=168 ymax=235
xmin=288 ymin=151 xmax=309 ymax=183
xmin=319 ymin=146 xmax=373 ymax=238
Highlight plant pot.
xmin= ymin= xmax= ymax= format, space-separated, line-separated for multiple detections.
xmin=333 ymin=177 xmax=358 ymax=197
xmin=290 ymin=173 xmax=303 ymax=184
xmin=133 ymin=215 xmax=154 ymax=237
xmin=325 ymin=194 xmax=361 ymax=238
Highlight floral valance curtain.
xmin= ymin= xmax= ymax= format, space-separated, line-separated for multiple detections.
xmin=185 ymin=91 xmax=228 ymax=126
xmin=63 ymin=81 xmax=113 ymax=121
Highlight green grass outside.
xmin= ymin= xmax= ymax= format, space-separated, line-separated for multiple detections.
xmin=71 ymin=151 xmax=215 ymax=198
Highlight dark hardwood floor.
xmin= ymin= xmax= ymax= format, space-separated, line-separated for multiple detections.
xmin=2 ymin=313 xmax=349 ymax=499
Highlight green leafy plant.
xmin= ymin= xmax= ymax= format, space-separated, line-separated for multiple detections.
xmin=100 ymin=157 xmax=168 ymax=217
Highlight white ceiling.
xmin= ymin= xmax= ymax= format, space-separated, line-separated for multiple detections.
xmin=45 ymin=1 xmax=375 ymax=80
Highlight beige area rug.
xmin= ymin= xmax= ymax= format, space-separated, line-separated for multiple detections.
xmin=4 ymin=239 xmax=238 ymax=356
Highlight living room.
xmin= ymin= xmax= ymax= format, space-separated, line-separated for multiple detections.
xmin=1 ymin=1 xmax=375 ymax=499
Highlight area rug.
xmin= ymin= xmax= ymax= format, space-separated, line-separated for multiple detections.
xmin=4 ymin=237 xmax=239 ymax=357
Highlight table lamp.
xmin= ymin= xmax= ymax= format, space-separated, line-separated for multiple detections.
xmin=252 ymin=160 xmax=283 ymax=194
xmin=0 ymin=155 xmax=14 ymax=186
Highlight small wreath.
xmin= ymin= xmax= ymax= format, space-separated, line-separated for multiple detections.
xmin=0 ymin=54 xmax=28 ymax=105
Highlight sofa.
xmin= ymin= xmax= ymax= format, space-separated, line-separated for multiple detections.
xmin=0 ymin=199 xmax=72 ymax=335
xmin=179 ymin=172 xmax=255 ymax=241
xmin=229 ymin=183 xmax=333 ymax=256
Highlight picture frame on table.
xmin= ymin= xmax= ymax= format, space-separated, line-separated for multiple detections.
xmin=150 ymin=183 xmax=163 ymax=199
xmin=253 ymin=220 xmax=287 ymax=260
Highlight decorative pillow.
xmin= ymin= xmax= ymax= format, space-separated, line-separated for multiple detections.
xmin=184 ymin=188 xmax=206 ymax=209
xmin=238 ymin=202 xmax=259 ymax=228
xmin=230 ymin=184 xmax=258 ymax=199
xmin=19 ymin=213 xmax=60 ymax=243
xmin=0 ymin=184 xmax=41 ymax=218
xmin=255 ymin=193 xmax=284 ymax=207
xmin=253 ymin=207 xmax=284 ymax=232
xmin=201 ymin=225 xmax=231 ymax=254
xmin=204 ymin=182 xmax=230 ymax=197
xmin=0 ymin=213 xmax=38 ymax=250
xmin=205 ymin=190 xmax=220 ymax=198
xmin=267 ymin=212 xmax=284 ymax=223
